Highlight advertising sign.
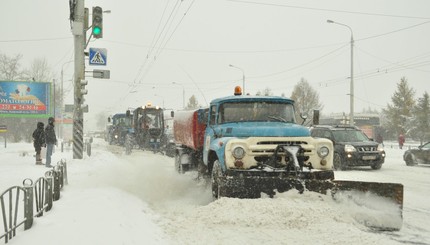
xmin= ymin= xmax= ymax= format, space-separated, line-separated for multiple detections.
xmin=0 ymin=81 xmax=52 ymax=118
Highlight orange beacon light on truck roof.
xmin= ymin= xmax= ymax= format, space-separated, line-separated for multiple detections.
xmin=234 ymin=86 xmax=242 ymax=96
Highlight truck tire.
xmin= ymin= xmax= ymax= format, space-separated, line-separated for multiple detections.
xmin=175 ymin=153 xmax=186 ymax=174
xmin=333 ymin=153 xmax=345 ymax=170
xmin=211 ymin=160 xmax=222 ymax=199
xmin=125 ymin=135 xmax=133 ymax=155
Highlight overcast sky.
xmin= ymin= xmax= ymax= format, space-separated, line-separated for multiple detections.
xmin=1 ymin=0 xmax=429 ymax=130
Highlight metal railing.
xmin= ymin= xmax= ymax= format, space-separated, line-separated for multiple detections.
xmin=0 ymin=159 xmax=68 ymax=243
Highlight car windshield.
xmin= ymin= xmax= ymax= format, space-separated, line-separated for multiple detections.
xmin=421 ymin=142 xmax=430 ymax=149
xmin=219 ymin=101 xmax=295 ymax=124
xmin=332 ymin=129 xmax=369 ymax=142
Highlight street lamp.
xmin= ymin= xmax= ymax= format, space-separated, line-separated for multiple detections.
xmin=327 ymin=19 xmax=354 ymax=126
xmin=172 ymin=82 xmax=185 ymax=109
xmin=229 ymin=64 xmax=245 ymax=95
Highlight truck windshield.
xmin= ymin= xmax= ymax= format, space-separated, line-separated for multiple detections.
xmin=140 ymin=110 xmax=163 ymax=129
xmin=219 ymin=102 xmax=295 ymax=124
xmin=114 ymin=116 xmax=132 ymax=127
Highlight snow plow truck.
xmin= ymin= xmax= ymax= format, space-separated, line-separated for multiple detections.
xmin=173 ymin=86 xmax=403 ymax=230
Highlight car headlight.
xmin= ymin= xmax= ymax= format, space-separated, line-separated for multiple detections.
xmin=232 ymin=146 xmax=246 ymax=159
xmin=344 ymin=144 xmax=356 ymax=152
xmin=317 ymin=146 xmax=330 ymax=158
xmin=114 ymin=135 xmax=118 ymax=139
xmin=377 ymin=144 xmax=384 ymax=152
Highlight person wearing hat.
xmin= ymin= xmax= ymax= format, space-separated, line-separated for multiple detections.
xmin=45 ymin=117 xmax=57 ymax=167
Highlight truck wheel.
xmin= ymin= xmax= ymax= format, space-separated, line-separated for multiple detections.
xmin=333 ymin=153 xmax=345 ymax=170
xmin=211 ymin=160 xmax=222 ymax=199
xmin=125 ymin=136 xmax=133 ymax=155
xmin=175 ymin=153 xmax=185 ymax=174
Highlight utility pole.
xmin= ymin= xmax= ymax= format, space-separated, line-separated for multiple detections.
xmin=327 ymin=19 xmax=354 ymax=126
xmin=72 ymin=0 xmax=85 ymax=159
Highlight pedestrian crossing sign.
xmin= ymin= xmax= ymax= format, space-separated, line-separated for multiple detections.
xmin=89 ymin=48 xmax=107 ymax=66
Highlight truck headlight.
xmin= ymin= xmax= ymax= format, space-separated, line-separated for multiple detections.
xmin=232 ymin=146 xmax=245 ymax=159
xmin=377 ymin=144 xmax=384 ymax=152
xmin=317 ymin=146 xmax=329 ymax=158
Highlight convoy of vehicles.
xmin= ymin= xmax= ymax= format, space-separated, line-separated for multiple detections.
xmin=310 ymin=125 xmax=385 ymax=170
xmin=100 ymin=86 xmax=406 ymax=230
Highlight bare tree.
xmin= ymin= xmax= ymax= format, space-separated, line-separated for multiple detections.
xmin=22 ymin=57 xmax=53 ymax=82
xmin=290 ymin=78 xmax=323 ymax=120
xmin=0 ymin=53 xmax=23 ymax=80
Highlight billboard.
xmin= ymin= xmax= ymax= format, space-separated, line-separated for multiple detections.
xmin=0 ymin=81 xmax=52 ymax=118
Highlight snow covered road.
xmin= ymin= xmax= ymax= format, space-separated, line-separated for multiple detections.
xmin=1 ymin=139 xmax=429 ymax=244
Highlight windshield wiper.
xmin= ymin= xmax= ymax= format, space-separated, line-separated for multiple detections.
xmin=267 ymin=115 xmax=288 ymax=123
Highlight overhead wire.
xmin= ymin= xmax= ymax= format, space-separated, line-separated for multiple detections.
xmin=132 ymin=0 xmax=173 ymax=86
xmin=227 ymin=0 xmax=430 ymax=20
xmin=134 ymin=0 xmax=183 ymax=85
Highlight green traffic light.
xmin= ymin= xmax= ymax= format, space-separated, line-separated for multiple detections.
xmin=93 ymin=26 xmax=101 ymax=35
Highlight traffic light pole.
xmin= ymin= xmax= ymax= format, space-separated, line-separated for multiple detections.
xmin=72 ymin=0 xmax=85 ymax=159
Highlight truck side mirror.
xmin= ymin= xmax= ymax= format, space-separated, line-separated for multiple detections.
xmin=108 ymin=117 xmax=111 ymax=123
xmin=312 ymin=109 xmax=320 ymax=125
xmin=171 ymin=111 xmax=174 ymax=118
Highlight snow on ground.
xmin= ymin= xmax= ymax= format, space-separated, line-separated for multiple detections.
xmin=1 ymin=139 xmax=429 ymax=245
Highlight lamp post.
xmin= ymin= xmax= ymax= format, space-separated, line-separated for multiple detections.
xmin=172 ymin=82 xmax=185 ymax=109
xmin=229 ymin=64 xmax=245 ymax=95
xmin=327 ymin=19 xmax=354 ymax=126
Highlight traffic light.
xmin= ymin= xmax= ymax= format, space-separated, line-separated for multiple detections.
xmin=80 ymin=79 xmax=88 ymax=96
xmin=92 ymin=6 xmax=103 ymax=38
xmin=79 ymin=80 xmax=89 ymax=113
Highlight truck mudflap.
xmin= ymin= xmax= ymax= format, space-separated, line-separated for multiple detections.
xmin=216 ymin=171 xmax=404 ymax=231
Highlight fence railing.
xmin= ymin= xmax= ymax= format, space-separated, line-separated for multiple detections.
xmin=0 ymin=159 xmax=68 ymax=244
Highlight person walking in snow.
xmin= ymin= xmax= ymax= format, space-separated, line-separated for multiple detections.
xmin=45 ymin=117 xmax=57 ymax=167
xmin=398 ymin=133 xmax=405 ymax=150
xmin=32 ymin=122 xmax=45 ymax=165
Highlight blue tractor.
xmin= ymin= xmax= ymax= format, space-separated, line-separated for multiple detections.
xmin=107 ymin=113 xmax=133 ymax=146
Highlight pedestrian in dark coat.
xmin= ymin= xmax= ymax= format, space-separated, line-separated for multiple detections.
xmin=45 ymin=117 xmax=57 ymax=167
xmin=32 ymin=122 xmax=45 ymax=165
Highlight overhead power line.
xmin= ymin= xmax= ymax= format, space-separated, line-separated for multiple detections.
xmin=0 ymin=37 xmax=71 ymax=43
xmin=228 ymin=0 xmax=430 ymax=20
